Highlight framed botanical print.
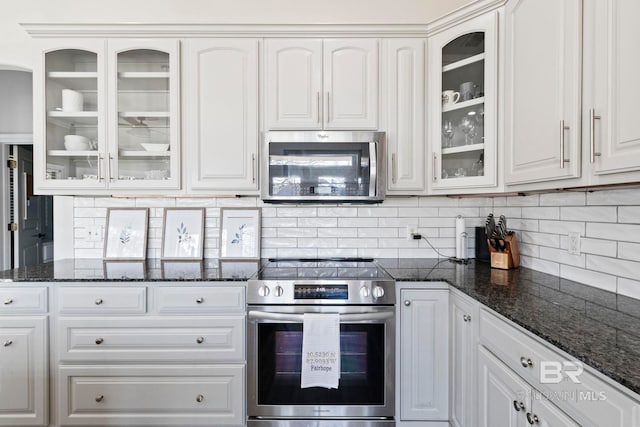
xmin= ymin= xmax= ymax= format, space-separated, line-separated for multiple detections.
xmin=161 ymin=208 xmax=205 ymax=260
xmin=103 ymin=208 xmax=149 ymax=260
xmin=219 ymin=208 xmax=261 ymax=260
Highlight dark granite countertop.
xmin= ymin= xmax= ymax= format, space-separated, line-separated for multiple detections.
xmin=2 ymin=257 xmax=639 ymax=397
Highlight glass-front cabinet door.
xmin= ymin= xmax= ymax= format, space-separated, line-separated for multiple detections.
xmin=34 ymin=40 xmax=107 ymax=191
xmin=34 ymin=39 xmax=180 ymax=193
xmin=429 ymin=12 xmax=498 ymax=191
xmin=108 ymin=40 xmax=180 ymax=189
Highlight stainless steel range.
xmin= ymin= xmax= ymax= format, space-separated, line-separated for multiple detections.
xmin=247 ymin=258 xmax=396 ymax=427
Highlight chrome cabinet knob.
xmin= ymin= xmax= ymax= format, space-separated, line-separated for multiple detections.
xmin=3 ymin=298 xmax=13 ymax=305
xmin=274 ymin=286 xmax=284 ymax=297
xmin=463 ymin=314 xmax=471 ymax=322
xmin=360 ymin=286 xmax=370 ymax=298
xmin=95 ymin=338 xmax=104 ymax=345
xmin=95 ymin=298 xmax=103 ymax=305
xmin=196 ymin=336 xmax=205 ymax=344
xmin=372 ymin=286 xmax=385 ymax=299
xmin=527 ymin=412 xmax=539 ymax=424
xmin=95 ymin=395 xmax=104 ymax=402
xmin=513 ymin=400 xmax=525 ymax=412
xmin=258 ymin=285 xmax=270 ymax=297
xmin=3 ymin=340 xmax=13 ymax=347
xmin=196 ymin=394 xmax=204 ymax=403
xmin=404 ymin=300 xmax=411 ymax=306
xmin=520 ymin=356 xmax=533 ymax=368
xmin=196 ymin=297 xmax=204 ymax=304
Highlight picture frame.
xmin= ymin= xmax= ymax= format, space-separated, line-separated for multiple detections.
xmin=103 ymin=208 xmax=149 ymax=260
xmin=219 ymin=260 xmax=261 ymax=279
xmin=219 ymin=207 xmax=261 ymax=260
xmin=161 ymin=260 xmax=204 ymax=280
xmin=161 ymin=208 xmax=205 ymax=260
xmin=103 ymin=261 xmax=146 ymax=280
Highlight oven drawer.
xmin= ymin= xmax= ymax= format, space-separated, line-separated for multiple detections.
xmin=154 ymin=286 xmax=244 ymax=314
xmin=0 ymin=287 xmax=48 ymax=314
xmin=58 ymin=365 xmax=244 ymax=426
xmin=57 ymin=316 xmax=245 ymax=362
xmin=56 ymin=286 xmax=147 ymax=315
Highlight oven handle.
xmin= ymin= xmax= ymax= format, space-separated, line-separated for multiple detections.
xmin=248 ymin=310 xmax=394 ymax=322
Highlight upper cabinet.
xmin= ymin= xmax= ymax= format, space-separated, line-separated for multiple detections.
xmin=33 ymin=39 xmax=180 ymax=194
xmin=429 ymin=12 xmax=499 ymax=192
xmin=382 ymin=38 xmax=427 ymax=194
xmin=504 ymin=0 xmax=582 ymax=185
xmin=184 ymin=39 xmax=259 ymax=192
xmin=264 ymin=38 xmax=378 ymax=130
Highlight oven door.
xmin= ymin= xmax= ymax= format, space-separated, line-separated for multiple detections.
xmin=247 ymin=305 xmax=395 ymax=419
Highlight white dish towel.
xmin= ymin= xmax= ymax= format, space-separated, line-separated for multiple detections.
xmin=301 ymin=312 xmax=341 ymax=389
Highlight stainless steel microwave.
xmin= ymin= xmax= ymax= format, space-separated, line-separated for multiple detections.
xmin=261 ymin=131 xmax=386 ymax=203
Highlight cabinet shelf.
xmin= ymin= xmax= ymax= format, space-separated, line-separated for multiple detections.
xmin=442 ymin=143 xmax=485 ymax=155
xmin=442 ymin=97 xmax=484 ymax=113
xmin=443 ymin=53 xmax=485 ymax=72
xmin=47 ymin=150 xmax=98 ymax=157
xmin=119 ymin=111 xmax=170 ymax=118
xmin=47 ymin=111 xmax=98 ymax=127
xmin=47 ymin=72 xmax=98 ymax=91
xmin=119 ymin=72 xmax=169 ymax=79
xmin=119 ymin=150 xmax=170 ymax=158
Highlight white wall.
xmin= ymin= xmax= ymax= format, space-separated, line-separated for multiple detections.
xmin=0 ymin=71 xmax=32 ymax=134
xmin=0 ymin=0 xmax=472 ymax=70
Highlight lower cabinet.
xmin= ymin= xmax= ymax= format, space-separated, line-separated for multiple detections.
xmin=53 ymin=284 xmax=246 ymax=427
xmin=397 ymin=283 xmax=449 ymax=425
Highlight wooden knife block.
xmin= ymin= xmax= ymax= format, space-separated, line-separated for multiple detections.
xmin=488 ymin=232 xmax=520 ymax=270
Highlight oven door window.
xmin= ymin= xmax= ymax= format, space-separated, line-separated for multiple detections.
xmin=257 ymin=322 xmax=385 ymax=405
xmin=268 ymin=142 xmax=372 ymax=197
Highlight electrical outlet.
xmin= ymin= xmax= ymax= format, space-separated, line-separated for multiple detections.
xmin=406 ymin=225 xmax=417 ymax=240
xmin=87 ymin=225 xmax=103 ymax=242
xmin=568 ymin=232 xmax=581 ymax=255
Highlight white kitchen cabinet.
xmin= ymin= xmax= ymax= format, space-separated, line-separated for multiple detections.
xmin=184 ymin=38 xmax=259 ymax=192
xmin=382 ymin=38 xmax=427 ymax=194
xmin=397 ymin=284 xmax=449 ymax=424
xmin=264 ymin=38 xmax=378 ymax=130
xmin=429 ymin=11 xmax=499 ymax=192
xmin=0 ymin=287 xmax=48 ymax=427
xmin=449 ymin=289 xmax=479 ymax=427
xmin=504 ymin=0 xmax=582 ymax=185
xmin=33 ymin=39 xmax=181 ymax=194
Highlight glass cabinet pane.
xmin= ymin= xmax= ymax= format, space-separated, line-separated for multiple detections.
xmin=45 ymin=49 xmax=99 ymax=181
xmin=440 ymin=32 xmax=486 ymax=180
xmin=116 ymin=49 xmax=171 ymax=182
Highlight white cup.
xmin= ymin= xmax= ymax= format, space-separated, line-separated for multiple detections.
xmin=62 ymin=89 xmax=83 ymax=112
xmin=442 ymin=90 xmax=460 ymax=106
xmin=64 ymin=134 xmax=91 ymax=151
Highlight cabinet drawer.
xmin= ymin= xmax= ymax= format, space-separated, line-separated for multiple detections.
xmin=0 ymin=287 xmax=48 ymax=314
xmin=58 ymin=365 xmax=244 ymax=426
xmin=154 ymin=286 xmax=244 ymax=314
xmin=58 ymin=316 xmax=245 ymax=362
xmin=57 ymin=287 xmax=146 ymax=314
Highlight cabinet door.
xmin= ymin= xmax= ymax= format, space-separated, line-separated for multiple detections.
xmin=429 ymin=12 xmax=498 ymax=191
xmin=399 ymin=289 xmax=449 ymax=421
xmin=185 ymin=39 xmax=259 ymax=192
xmin=107 ymin=39 xmax=181 ymax=189
xmin=264 ymin=39 xmax=323 ymax=130
xmin=585 ymin=0 xmax=640 ymax=175
xmin=382 ymin=38 xmax=427 ymax=194
xmin=478 ymin=346 xmax=529 ymax=427
xmin=450 ymin=291 xmax=478 ymax=427
xmin=0 ymin=317 xmax=48 ymax=426
xmin=323 ymin=39 xmax=379 ymax=130
xmin=33 ymin=39 xmax=107 ymax=193
xmin=529 ymin=398 xmax=580 ymax=427
xmin=504 ymin=0 xmax=582 ymax=184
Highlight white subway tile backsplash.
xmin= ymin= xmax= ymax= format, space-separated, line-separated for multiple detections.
xmin=506 ymin=194 xmax=539 ymax=206
xmin=539 ymin=247 xmax=585 ymax=268
xmin=379 ymin=218 xmax=418 ymax=227
xmin=277 ymin=248 xmax=317 ymax=258
xmin=519 ymin=231 xmax=560 ymax=248
xmin=521 ymin=207 xmax=559 ymax=220
xmin=75 ymin=207 xmax=107 ymax=218
xmin=539 ymin=220 xmax=584 ymax=235
xmin=358 ymin=248 xmax=399 ymax=258
xmin=618 ymin=206 xmax=640 ymax=224
xmin=587 ymin=188 xmax=640 ymax=205
xmin=560 ymin=265 xmax=617 ymax=293
xmin=358 ymin=228 xmax=398 ymax=238
xmin=94 ymin=197 xmax=135 ymax=207
xmin=586 ymin=255 xmax=640 ymax=281
xmin=577 ymin=237 xmax=617 ymax=257
xmin=299 ymin=217 xmax=338 ymax=228
xmin=217 ymin=198 xmax=258 ymax=207
xmin=262 ymin=238 xmax=297 ymax=248
xmin=418 ymin=197 xmax=459 ymax=207
xmin=438 ymin=207 xmax=480 ymax=218
xmin=618 ymin=242 xmax=640 ymax=262
xmin=277 ymin=207 xmax=317 ymax=217
xmin=398 ymin=207 xmax=439 ymax=217
xmin=522 ymin=257 xmax=559 ymax=276
xmin=277 ymin=228 xmax=317 ymax=238
xmin=338 ymin=238 xmax=378 ymax=249
xmin=381 ymin=197 xmax=419 ymax=207
xmin=175 ymin=197 xmax=217 ymax=207
xmin=539 ymin=192 xmax=586 ymax=206
xmin=560 ymin=206 xmax=617 ymax=222
xmin=297 ymin=238 xmax=337 ymax=249
xmin=263 ymin=217 xmax=297 ymax=228
xmin=318 ymin=207 xmax=358 ymax=217
xmin=618 ymin=278 xmax=640 ymax=300
xmin=357 ymin=207 xmax=398 ymax=217
xmin=586 ymin=222 xmax=640 ymax=242
xmin=318 ymin=228 xmax=358 ymax=238
xmin=135 ymin=198 xmax=176 ymax=207
xmin=318 ymin=248 xmax=358 ymax=258
xmin=339 ymin=218 xmax=378 ymax=228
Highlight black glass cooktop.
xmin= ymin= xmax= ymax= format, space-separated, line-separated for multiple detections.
xmin=256 ymin=258 xmax=393 ymax=281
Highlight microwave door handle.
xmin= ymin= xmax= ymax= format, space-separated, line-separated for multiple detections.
xmin=248 ymin=310 xmax=393 ymax=322
xmin=369 ymin=142 xmax=377 ymax=196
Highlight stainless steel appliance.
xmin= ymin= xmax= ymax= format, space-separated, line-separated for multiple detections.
xmin=261 ymin=131 xmax=386 ymax=203
xmin=247 ymin=258 xmax=396 ymax=427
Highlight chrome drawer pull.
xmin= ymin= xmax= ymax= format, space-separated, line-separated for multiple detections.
xmin=520 ymin=356 xmax=533 ymax=368
xmin=196 ymin=297 xmax=204 ymax=304
xmin=3 ymin=340 xmax=13 ymax=347
xmin=463 ymin=314 xmax=471 ymax=322
xmin=527 ymin=412 xmax=539 ymax=424
xmin=196 ymin=394 xmax=204 ymax=403
xmin=95 ymin=298 xmax=103 ymax=305
xmin=196 ymin=336 xmax=205 ymax=344
xmin=3 ymin=298 xmax=13 ymax=305
xmin=404 ymin=300 xmax=411 ymax=306
xmin=513 ymin=400 xmax=525 ymax=412
xmin=95 ymin=338 xmax=104 ymax=345
xmin=95 ymin=395 xmax=104 ymax=403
